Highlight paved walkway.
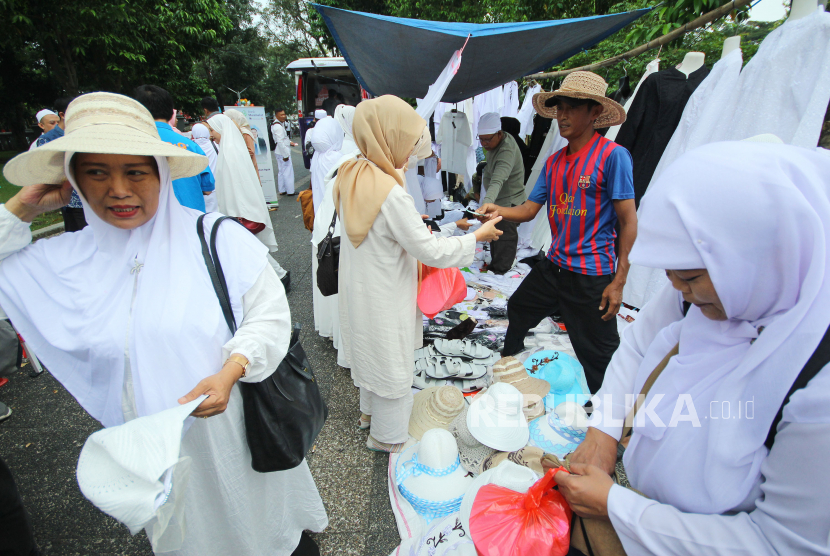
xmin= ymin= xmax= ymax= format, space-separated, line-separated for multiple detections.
xmin=0 ymin=148 xmax=400 ymax=556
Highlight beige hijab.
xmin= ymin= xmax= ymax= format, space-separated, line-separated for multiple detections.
xmin=333 ymin=95 xmax=426 ymax=247
xmin=224 ymin=108 xmax=254 ymax=139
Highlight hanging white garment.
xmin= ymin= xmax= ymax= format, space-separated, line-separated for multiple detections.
xmin=208 ymin=114 xmax=278 ymax=252
xmin=461 ymin=98 xmax=478 ymax=191
xmin=520 ymin=121 xmax=568 ymax=252
xmin=475 ymin=86 xmax=504 ymax=117
xmin=501 ymin=81 xmax=520 ymax=119
xmin=334 ymin=105 xmax=358 ymax=155
xmin=606 ymin=59 xmax=660 ymax=142
xmin=517 ymin=83 xmax=542 ymax=139
xmin=623 ymin=50 xmax=743 ymax=309
xmin=436 ymin=111 xmax=472 ymax=175
xmin=309 ymin=117 xmax=344 ymax=214
xmin=709 ymin=8 xmax=830 ymax=147
xmin=416 ymin=50 xmax=463 ymax=120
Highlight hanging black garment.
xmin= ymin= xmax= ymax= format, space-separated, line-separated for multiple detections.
xmin=615 ymin=66 xmax=710 ymax=206
xmin=501 ymin=117 xmax=531 ymax=180
xmin=527 ymin=114 xmax=552 ymax=169
xmin=609 ymin=75 xmax=632 ymax=106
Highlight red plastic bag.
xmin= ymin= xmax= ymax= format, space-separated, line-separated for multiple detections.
xmin=469 ymin=467 xmax=572 ymax=556
xmin=417 ymin=263 xmax=467 ymax=319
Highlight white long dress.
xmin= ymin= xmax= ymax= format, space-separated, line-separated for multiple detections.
xmin=338 ymin=185 xmax=476 ymax=400
xmin=0 ymin=206 xmax=327 ymax=555
xmin=589 ymin=283 xmax=830 ymax=556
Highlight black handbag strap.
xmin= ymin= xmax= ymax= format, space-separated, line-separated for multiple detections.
xmin=197 ymin=214 xmax=238 ymax=335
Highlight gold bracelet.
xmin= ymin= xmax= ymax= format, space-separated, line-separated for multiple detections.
xmin=225 ymin=354 xmax=249 ymax=378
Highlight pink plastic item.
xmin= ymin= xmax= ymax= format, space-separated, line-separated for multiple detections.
xmin=469 ymin=467 xmax=572 ymax=556
xmin=417 ymin=264 xmax=467 ymax=319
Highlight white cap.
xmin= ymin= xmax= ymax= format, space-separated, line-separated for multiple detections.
xmin=36 ymin=109 xmax=57 ymax=122
xmin=314 ymin=109 xmax=327 ymax=120
xmin=477 ymin=112 xmax=502 ymax=135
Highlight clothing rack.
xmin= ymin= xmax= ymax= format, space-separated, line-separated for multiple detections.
xmin=526 ymin=0 xmax=752 ymax=80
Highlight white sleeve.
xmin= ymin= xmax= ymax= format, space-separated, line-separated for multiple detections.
xmin=608 ymin=422 xmax=830 ymax=556
xmin=588 ymin=282 xmax=685 ymax=440
xmin=222 ymin=264 xmax=291 ymax=383
xmin=0 ymin=205 xmax=34 ymax=262
xmin=381 ymin=187 xmax=476 ymax=269
xmin=458 ymin=114 xmax=473 ymax=147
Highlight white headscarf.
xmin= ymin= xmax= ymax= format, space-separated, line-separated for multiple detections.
xmin=207 ymin=114 xmax=277 ymax=251
xmin=0 ymin=155 xmax=267 ymax=427
xmin=334 ymin=105 xmax=358 ymax=154
xmin=310 ymin=117 xmax=343 ymax=212
xmin=191 ymin=123 xmax=217 ymax=174
xmin=625 ymin=142 xmax=830 ymax=514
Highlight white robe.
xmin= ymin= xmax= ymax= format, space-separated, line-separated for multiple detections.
xmin=338 ymin=186 xmax=476 ymax=399
xmin=272 ymin=122 xmax=295 ymax=194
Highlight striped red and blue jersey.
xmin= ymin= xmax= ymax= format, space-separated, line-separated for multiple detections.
xmin=528 ymin=133 xmax=634 ymax=276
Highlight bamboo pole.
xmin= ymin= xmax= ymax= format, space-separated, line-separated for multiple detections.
xmin=526 ymin=0 xmax=752 ymax=80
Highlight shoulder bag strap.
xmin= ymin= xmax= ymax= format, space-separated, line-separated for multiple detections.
xmin=196 ymin=214 xmax=238 ymax=334
xmin=621 ymin=343 xmax=679 ymax=439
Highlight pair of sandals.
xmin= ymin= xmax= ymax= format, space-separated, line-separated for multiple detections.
xmin=412 ymin=369 xmax=489 ymax=393
xmin=415 ymin=353 xmax=487 ymax=380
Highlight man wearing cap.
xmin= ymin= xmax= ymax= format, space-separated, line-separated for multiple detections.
xmin=477 ymin=112 xmax=527 ymax=274
xmin=28 ymin=109 xmax=59 ymax=151
xmin=36 ymin=97 xmax=88 ymax=231
xmin=477 ymin=72 xmax=637 ymax=393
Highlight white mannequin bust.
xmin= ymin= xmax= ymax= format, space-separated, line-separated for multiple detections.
xmin=677 ymin=52 xmax=705 ymax=77
xmin=722 ymin=36 xmax=742 ymax=57
xmin=788 ymin=0 xmax=818 ymax=21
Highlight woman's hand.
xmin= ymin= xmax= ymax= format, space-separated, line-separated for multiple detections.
xmin=473 ymin=215 xmax=503 ymax=243
xmin=178 ymin=362 xmax=245 ymax=418
xmin=554 ymin=463 xmax=614 ymax=520
xmin=568 ymin=427 xmax=620 ymax=476
xmin=455 ymin=218 xmax=471 ymax=231
xmin=6 ymin=182 xmax=74 ymax=222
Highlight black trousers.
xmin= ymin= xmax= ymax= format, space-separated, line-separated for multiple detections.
xmin=489 ymin=219 xmax=519 ymax=275
xmin=60 ymin=207 xmax=87 ymax=232
xmin=502 ymin=258 xmax=620 ymax=393
xmin=0 ymin=456 xmax=38 ymax=556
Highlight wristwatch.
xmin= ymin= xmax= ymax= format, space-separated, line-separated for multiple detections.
xmin=226 ymin=354 xmax=249 ymax=378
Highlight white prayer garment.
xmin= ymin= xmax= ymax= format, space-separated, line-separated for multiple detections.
xmin=436 ymin=111 xmax=472 ymax=175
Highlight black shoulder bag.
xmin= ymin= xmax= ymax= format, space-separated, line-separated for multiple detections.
xmin=197 ymin=214 xmax=328 ymax=472
xmin=316 ymin=210 xmax=340 ymax=297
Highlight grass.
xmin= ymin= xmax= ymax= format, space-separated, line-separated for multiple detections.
xmin=0 ymin=151 xmax=63 ymax=231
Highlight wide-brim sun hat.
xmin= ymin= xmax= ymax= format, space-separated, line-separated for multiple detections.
xmin=3 ymin=92 xmax=208 ymax=187
xmin=409 ymin=385 xmax=466 ymax=440
xmin=492 ymin=357 xmax=550 ymax=420
xmin=466 ymin=382 xmax=529 ymax=452
xmin=527 ymin=401 xmax=589 ymax=458
xmin=524 ymin=350 xmax=590 ymax=410
xmin=395 ymin=428 xmax=475 ymax=521
xmin=532 ymin=71 xmax=626 ymax=129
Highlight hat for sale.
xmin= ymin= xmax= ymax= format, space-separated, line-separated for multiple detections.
xmin=76 ymin=395 xmax=207 ymax=550
xmin=395 ymin=428 xmax=475 ymax=521
xmin=492 ymin=357 xmax=549 ymax=420
xmin=524 ymin=350 xmax=590 ymax=410
xmin=449 ymin=405 xmax=498 ymax=475
xmin=527 ymin=401 xmax=589 ymax=458
xmin=467 ymin=382 xmax=529 ymax=452
xmin=532 ymin=71 xmax=626 ymax=129
xmin=4 ymin=92 xmax=208 ymax=187
xmin=458 ymin=461 xmax=539 ymax=536
xmin=409 ymin=385 xmax=466 ymax=440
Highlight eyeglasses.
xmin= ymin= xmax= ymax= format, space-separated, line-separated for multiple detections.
xmin=478 ymin=133 xmax=498 ymax=144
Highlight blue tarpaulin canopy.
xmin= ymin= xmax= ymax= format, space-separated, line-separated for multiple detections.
xmin=311 ymin=4 xmax=650 ymax=103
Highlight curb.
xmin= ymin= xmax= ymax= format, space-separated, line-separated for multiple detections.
xmin=32 ymin=222 xmax=64 ymax=241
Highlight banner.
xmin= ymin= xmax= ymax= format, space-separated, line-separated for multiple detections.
xmin=224 ymin=106 xmax=279 ymax=206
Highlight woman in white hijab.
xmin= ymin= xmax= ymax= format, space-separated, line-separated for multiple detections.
xmin=224 ymin=108 xmax=260 ymax=175
xmin=0 ymin=93 xmax=326 ymax=555
xmin=207 ymin=113 xmax=289 ymax=283
xmin=191 ymin=123 xmax=218 ymax=212
xmin=550 ymin=141 xmax=830 ymax=555
xmin=334 ymin=104 xmax=358 ymax=154
xmin=309 ymin=117 xmax=343 ymax=213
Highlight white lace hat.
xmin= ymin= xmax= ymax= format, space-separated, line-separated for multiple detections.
xmin=76 ymin=395 xmax=207 ymax=551
xmin=4 ymin=92 xmax=208 ymax=187
xmin=395 ymin=428 xmax=475 ymax=521
xmin=466 ymin=383 xmax=529 ymax=452
xmin=527 ymin=401 xmax=589 ymax=458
